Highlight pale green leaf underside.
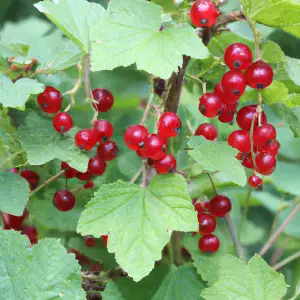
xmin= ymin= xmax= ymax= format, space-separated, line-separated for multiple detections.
xmin=0 ymin=172 xmax=29 ymax=216
xmin=201 ymin=254 xmax=287 ymax=300
xmin=0 ymin=230 xmax=85 ymax=299
xmin=16 ymin=112 xmax=89 ymax=172
xmin=91 ymin=0 xmax=208 ymax=79
xmin=0 ymin=76 xmax=44 ymax=109
xmin=77 ymin=174 xmax=197 ymax=281
xmin=241 ymin=0 xmax=300 ymax=38
xmin=188 ymin=137 xmax=246 ymax=186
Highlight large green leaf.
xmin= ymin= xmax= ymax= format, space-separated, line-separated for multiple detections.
xmin=16 ymin=112 xmax=89 ymax=172
xmin=0 ymin=230 xmax=85 ymax=299
xmin=261 ymin=81 xmax=289 ymax=105
xmin=285 ymin=56 xmax=300 ymax=86
xmin=201 ymin=254 xmax=287 ymax=300
xmin=77 ymin=174 xmax=198 ymax=281
xmin=241 ymin=0 xmax=300 ymax=38
xmin=90 ymin=0 xmax=208 ymax=79
xmin=187 ymin=137 xmax=247 ymax=186
xmin=0 ymin=76 xmax=44 ymax=109
xmin=0 ymin=172 xmax=29 ymax=216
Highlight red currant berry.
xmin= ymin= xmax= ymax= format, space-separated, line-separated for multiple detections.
xmin=209 ymin=195 xmax=232 ymax=217
xmin=37 ymin=86 xmax=62 ymax=114
xmin=190 ymin=0 xmax=220 ymax=28
xmin=153 ymin=154 xmax=177 ymax=174
xmin=224 ymin=43 xmax=253 ymax=71
xmin=93 ymin=120 xmax=114 ymax=143
xmin=53 ymin=190 xmax=76 ymax=211
xmin=76 ymin=171 xmax=92 ymax=181
xmin=102 ymin=235 xmax=108 ymax=247
xmin=21 ymin=225 xmax=38 ymax=245
xmin=228 ymin=130 xmax=251 ymax=152
xmin=253 ymin=124 xmax=276 ymax=147
xmin=248 ymin=175 xmax=263 ymax=189
xmin=71 ymin=249 xmax=90 ymax=265
xmin=97 ymin=141 xmax=118 ymax=161
xmin=214 ymin=82 xmax=236 ymax=104
xmin=136 ymin=149 xmax=147 ymax=158
xmin=2 ymin=209 xmax=28 ymax=230
xmin=157 ymin=112 xmax=182 ymax=138
xmin=124 ymin=125 xmax=149 ymax=150
xmin=88 ymin=156 xmax=107 ymax=176
xmin=218 ymin=107 xmax=235 ymax=123
xmin=53 ymin=112 xmax=73 ymax=133
xmin=255 ymin=152 xmax=276 ymax=175
xmin=198 ymin=234 xmax=220 ymax=252
xmin=194 ymin=202 xmax=204 ymax=214
xmin=9 ymin=168 xmax=18 ymax=174
xmin=198 ymin=213 xmax=216 ymax=235
xmin=194 ymin=123 xmax=217 ymax=140
xmin=203 ymin=201 xmax=210 ymax=211
xmin=236 ymin=105 xmax=267 ymax=131
xmin=83 ymin=181 xmax=94 ymax=189
xmin=75 ymin=129 xmax=97 ymax=151
xmin=142 ymin=134 xmax=168 ymax=160
xmin=20 ymin=170 xmax=40 ymax=190
xmin=199 ymin=93 xmax=223 ymax=118
xmin=260 ymin=139 xmax=280 ymax=156
xmin=222 ymin=70 xmax=246 ymax=98
xmin=61 ymin=162 xmax=78 ymax=178
xmin=92 ymin=88 xmax=114 ymax=112
xmin=245 ymin=60 xmax=274 ymax=89
xmin=84 ymin=236 xmax=96 ymax=247
xmin=241 ymin=152 xmax=254 ymax=169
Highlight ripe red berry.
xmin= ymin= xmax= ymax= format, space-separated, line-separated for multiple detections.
xmin=102 ymin=235 xmax=108 ymax=247
xmin=136 ymin=149 xmax=147 ymax=158
xmin=198 ymin=213 xmax=216 ymax=235
xmin=53 ymin=190 xmax=76 ymax=211
xmin=124 ymin=125 xmax=149 ymax=150
xmin=255 ymin=152 xmax=276 ymax=175
xmin=2 ymin=209 xmax=28 ymax=230
xmin=190 ymin=0 xmax=220 ymax=28
xmin=37 ymin=86 xmax=62 ymax=114
xmin=157 ymin=112 xmax=182 ymax=138
xmin=71 ymin=249 xmax=90 ymax=265
xmin=142 ymin=134 xmax=168 ymax=160
xmin=209 ymin=195 xmax=232 ymax=217
xmin=199 ymin=93 xmax=223 ymax=118
xmin=241 ymin=152 xmax=254 ymax=169
xmin=194 ymin=123 xmax=217 ymax=140
xmin=245 ymin=60 xmax=274 ymax=89
xmin=21 ymin=225 xmax=38 ymax=245
xmin=93 ymin=120 xmax=114 ymax=143
xmin=248 ymin=175 xmax=263 ymax=189
xmin=75 ymin=129 xmax=97 ymax=151
xmin=153 ymin=154 xmax=177 ymax=174
xmin=88 ymin=156 xmax=107 ymax=176
xmin=92 ymin=88 xmax=114 ymax=112
xmin=214 ymin=82 xmax=237 ymax=104
xmin=224 ymin=43 xmax=253 ymax=71
xmin=97 ymin=141 xmax=118 ymax=161
xmin=83 ymin=181 xmax=94 ymax=189
xmin=194 ymin=202 xmax=204 ymax=214
xmin=236 ymin=105 xmax=267 ymax=131
xmin=253 ymin=124 xmax=276 ymax=147
xmin=203 ymin=201 xmax=211 ymax=211
xmin=198 ymin=234 xmax=220 ymax=252
xmin=84 ymin=236 xmax=96 ymax=247
xmin=228 ymin=130 xmax=251 ymax=152
xmin=20 ymin=170 xmax=40 ymax=190
xmin=260 ymin=139 xmax=280 ymax=156
xmin=76 ymin=171 xmax=92 ymax=181
xmin=53 ymin=112 xmax=73 ymax=134
xmin=218 ymin=105 xmax=236 ymax=123
xmin=61 ymin=162 xmax=78 ymax=178
xmin=221 ymin=70 xmax=246 ymax=98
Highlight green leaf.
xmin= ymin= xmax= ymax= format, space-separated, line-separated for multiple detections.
xmin=261 ymin=81 xmax=288 ymax=105
xmin=0 ymin=172 xmax=29 ymax=216
xmin=77 ymin=174 xmax=198 ymax=281
xmin=152 ymin=264 xmax=206 ymax=300
xmin=90 ymin=0 xmax=208 ymax=79
xmin=0 ymin=76 xmax=44 ymax=109
xmin=261 ymin=41 xmax=285 ymax=63
xmin=241 ymin=0 xmax=300 ymax=38
xmin=187 ymin=137 xmax=247 ymax=186
xmin=0 ymin=230 xmax=85 ymax=299
xmin=16 ymin=112 xmax=89 ymax=172
xmin=28 ymin=34 xmax=82 ymax=72
xmin=182 ymin=226 xmax=234 ymax=286
xmin=285 ymin=56 xmax=300 ymax=86
xmin=201 ymin=254 xmax=287 ymax=300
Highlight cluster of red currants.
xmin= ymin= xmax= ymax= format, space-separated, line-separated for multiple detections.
xmin=190 ymin=0 xmax=221 ymax=28
xmin=193 ymin=194 xmax=231 ymax=253
xmin=124 ymin=112 xmax=182 ymax=174
xmin=37 ymin=86 xmax=118 ymax=211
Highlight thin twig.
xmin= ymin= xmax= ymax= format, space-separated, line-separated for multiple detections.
xmin=224 ymin=214 xmax=246 ymax=262
xmin=269 ymin=194 xmax=285 ymax=237
xmin=259 ymin=202 xmax=300 ymax=256
xmin=140 ymin=93 xmax=155 ymax=125
xmin=272 ymin=250 xmax=300 ymax=271
xmin=29 ymin=170 xmax=65 ymax=198
xmin=130 ymin=167 xmax=143 ymax=184
xmin=185 ymin=73 xmax=203 ymax=84
xmin=238 ymin=186 xmax=252 ymax=239
xmin=215 ymin=11 xmax=245 ymax=28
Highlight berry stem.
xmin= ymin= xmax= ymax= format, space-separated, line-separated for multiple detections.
xmin=130 ymin=167 xmax=143 ymax=184
xmin=29 ymin=170 xmax=65 ymax=198
xmin=259 ymin=202 xmax=300 ymax=256
xmin=167 ymin=240 xmax=174 ymax=265
xmin=173 ymin=231 xmax=183 ymax=266
xmin=185 ymin=73 xmax=204 ymax=85
xmin=204 ymin=172 xmax=217 ymax=195
xmin=238 ymin=186 xmax=252 ymax=239
xmin=140 ymin=93 xmax=155 ymax=125
xmin=249 ymin=21 xmax=261 ymax=59
xmin=269 ymin=194 xmax=286 ymax=237
xmin=272 ymin=250 xmax=300 ymax=271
